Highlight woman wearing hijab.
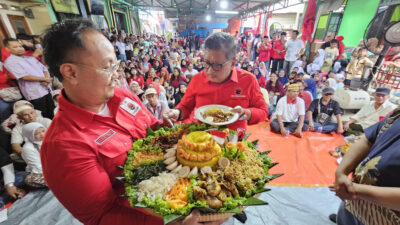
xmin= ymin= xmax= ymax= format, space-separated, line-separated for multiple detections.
xmin=21 ymin=122 xmax=47 ymax=188
xmin=326 ymin=77 xmax=337 ymax=90
xmin=277 ymin=69 xmax=289 ymax=86
xmin=129 ymin=81 xmax=144 ymax=100
xmin=307 ymin=49 xmax=325 ymax=74
xmin=252 ymin=67 xmax=266 ymax=88
xmin=291 ymin=54 xmax=306 ymax=74
xmin=159 ymin=67 xmax=170 ymax=85
xmin=259 ymin=62 xmax=269 ymax=81
xmin=304 ymin=78 xmax=317 ymax=100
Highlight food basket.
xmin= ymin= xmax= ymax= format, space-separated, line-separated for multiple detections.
xmin=118 ymin=123 xmax=282 ymax=224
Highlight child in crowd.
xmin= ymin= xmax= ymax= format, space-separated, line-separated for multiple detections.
xmin=21 ymin=122 xmax=47 ymax=188
xmin=291 ymin=54 xmax=306 ymax=74
xmin=336 ymin=73 xmax=345 ymax=89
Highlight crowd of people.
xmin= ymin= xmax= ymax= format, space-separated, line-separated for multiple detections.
xmin=0 ymin=17 xmax=399 ymax=225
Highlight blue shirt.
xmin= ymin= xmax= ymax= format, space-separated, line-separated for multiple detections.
xmin=357 ymin=115 xmax=400 ymax=187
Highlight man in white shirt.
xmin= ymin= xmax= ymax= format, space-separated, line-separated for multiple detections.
xmin=184 ymin=63 xmax=198 ymax=77
xmin=283 ymin=30 xmax=304 ymax=75
xmin=115 ymin=36 xmax=126 ymax=61
xmin=344 ymin=87 xmax=397 ymax=136
xmin=270 ymin=83 xmax=308 ymax=138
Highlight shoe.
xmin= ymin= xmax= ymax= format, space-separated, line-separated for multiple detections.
xmin=329 ymin=214 xmax=337 ymax=223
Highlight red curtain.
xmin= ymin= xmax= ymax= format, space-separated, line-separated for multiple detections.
xmin=301 ymin=0 xmax=316 ymax=42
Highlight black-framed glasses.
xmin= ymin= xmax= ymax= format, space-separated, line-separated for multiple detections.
xmin=67 ymin=60 xmax=121 ymax=78
xmin=203 ymin=59 xmax=232 ymax=71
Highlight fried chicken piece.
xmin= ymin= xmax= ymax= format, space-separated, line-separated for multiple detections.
xmin=221 ymin=180 xmax=239 ymax=196
xmin=193 ymin=186 xmax=207 ymax=201
xmin=206 ymin=196 xmax=223 ymax=209
xmin=206 ymin=177 xmax=221 ymax=197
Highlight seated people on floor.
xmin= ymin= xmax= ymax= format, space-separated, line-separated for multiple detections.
xmin=11 ymin=104 xmax=51 ymax=155
xmin=3 ymin=38 xmax=55 ymax=119
xmin=270 ymin=83 xmax=308 ymax=137
xmin=144 ymin=88 xmax=169 ymax=121
xmin=344 ymin=87 xmax=396 ymax=136
xmin=21 ymin=122 xmax=47 ymax=188
xmin=306 ymin=87 xmax=344 ymax=134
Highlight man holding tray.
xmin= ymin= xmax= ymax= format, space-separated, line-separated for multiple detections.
xmin=40 ymin=19 xmax=223 ymax=225
xmin=164 ymin=32 xmax=268 ymax=131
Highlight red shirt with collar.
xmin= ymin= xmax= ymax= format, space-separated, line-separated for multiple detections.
xmin=176 ymin=67 xmax=268 ymax=131
xmin=128 ymin=75 xmax=144 ymax=88
xmin=41 ymin=88 xmax=162 ymax=225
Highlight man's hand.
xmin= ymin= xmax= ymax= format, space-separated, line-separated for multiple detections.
xmin=6 ymin=185 xmax=26 ymax=199
xmin=308 ymin=121 xmax=314 ymax=131
xmin=167 ymin=210 xmax=228 ymax=225
xmin=42 ymin=77 xmax=52 ymax=83
xmin=32 ymin=48 xmax=43 ymax=58
xmin=293 ymin=128 xmax=302 ymax=138
xmin=163 ymin=109 xmax=180 ymax=123
xmin=329 ymin=173 xmax=357 ymax=201
xmin=337 ymin=126 xmax=344 ymax=134
xmin=280 ymin=128 xmax=288 ymax=136
xmin=231 ymin=106 xmax=250 ymax=120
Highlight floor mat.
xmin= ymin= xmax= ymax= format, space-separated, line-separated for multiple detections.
xmin=247 ymin=121 xmax=344 ymax=186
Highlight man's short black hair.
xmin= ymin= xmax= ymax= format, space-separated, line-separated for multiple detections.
xmin=292 ymin=30 xmax=299 ymax=35
xmin=3 ymin=38 xmax=18 ymax=47
xmin=42 ymin=19 xmax=98 ymax=82
xmin=281 ymin=32 xmax=287 ymax=36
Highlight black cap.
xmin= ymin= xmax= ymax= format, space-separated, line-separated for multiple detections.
xmin=375 ymin=87 xmax=390 ymax=95
xmin=322 ymin=87 xmax=335 ymax=95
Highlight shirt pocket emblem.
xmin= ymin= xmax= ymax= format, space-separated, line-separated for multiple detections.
xmin=120 ymin=97 xmax=141 ymax=116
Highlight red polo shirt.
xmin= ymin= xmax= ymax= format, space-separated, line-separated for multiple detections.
xmin=176 ymin=67 xmax=268 ymax=131
xmin=41 ymin=88 xmax=162 ymax=225
xmin=299 ymin=91 xmax=312 ymax=109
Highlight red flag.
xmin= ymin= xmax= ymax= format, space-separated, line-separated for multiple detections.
xmin=256 ymin=13 xmax=262 ymax=34
xmin=263 ymin=12 xmax=271 ymax=37
xmin=301 ymin=0 xmax=316 ymax=42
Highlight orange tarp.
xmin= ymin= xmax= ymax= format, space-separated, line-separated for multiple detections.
xmin=247 ymin=122 xmax=344 ymax=186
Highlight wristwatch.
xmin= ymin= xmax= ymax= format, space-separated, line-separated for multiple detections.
xmin=6 ymin=182 xmax=14 ymax=188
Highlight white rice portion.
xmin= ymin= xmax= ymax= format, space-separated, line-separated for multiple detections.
xmin=137 ymin=172 xmax=178 ymax=202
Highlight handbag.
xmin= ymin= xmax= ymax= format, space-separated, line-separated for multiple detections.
xmin=0 ymin=87 xmax=23 ymax=102
xmin=316 ymin=99 xmax=331 ymax=126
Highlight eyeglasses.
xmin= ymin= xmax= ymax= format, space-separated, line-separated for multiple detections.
xmin=203 ymin=59 xmax=232 ymax=71
xmin=67 ymin=60 xmax=121 ymax=78
xmin=324 ymin=93 xmax=333 ymax=96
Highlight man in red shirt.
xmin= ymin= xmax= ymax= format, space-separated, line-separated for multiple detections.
xmin=165 ymin=32 xmax=268 ymax=131
xmin=271 ymin=32 xmax=286 ymax=74
xmin=40 ymin=19 xmax=220 ymax=225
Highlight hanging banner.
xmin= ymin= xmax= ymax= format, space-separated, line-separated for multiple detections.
xmin=227 ymin=18 xmax=241 ymax=34
xmin=301 ymin=0 xmax=317 ymax=42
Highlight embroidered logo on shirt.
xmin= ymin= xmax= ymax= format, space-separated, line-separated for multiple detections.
xmin=231 ymin=88 xmax=247 ymax=98
xmin=94 ymin=129 xmax=115 ymax=145
xmin=120 ymin=97 xmax=141 ymax=116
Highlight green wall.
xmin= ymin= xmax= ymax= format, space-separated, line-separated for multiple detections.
xmin=337 ymin=0 xmax=380 ymax=47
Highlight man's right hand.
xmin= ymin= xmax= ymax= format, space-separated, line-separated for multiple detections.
xmin=6 ymin=185 xmax=26 ymax=199
xmin=309 ymin=122 xmax=314 ymax=131
xmin=163 ymin=109 xmax=180 ymax=122
xmin=280 ymin=128 xmax=288 ymax=136
xmin=43 ymin=77 xmax=52 ymax=83
xmin=32 ymin=48 xmax=43 ymax=58
xmin=168 ymin=210 xmax=227 ymax=225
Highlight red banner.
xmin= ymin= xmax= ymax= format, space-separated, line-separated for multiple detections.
xmin=263 ymin=12 xmax=271 ymax=37
xmin=301 ymin=0 xmax=316 ymax=42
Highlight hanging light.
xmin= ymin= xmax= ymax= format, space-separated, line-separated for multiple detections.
xmin=220 ymin=1 xmax=228 ymax=9
xmin=206 ymin=15 xmax=211 ymax=21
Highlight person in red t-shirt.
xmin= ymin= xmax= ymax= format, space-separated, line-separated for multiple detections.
xmin=258 ymin=36 xmax=272 ymax=71
xmin=296 ymin=80 xmax=312 ymax=109
xmin=127 ymin=68 xmax=144 ymax=88
xmin=164 ymin=32 xmax=268 ymax=131
xmin=271 ymin=32 xmax=286 ymax=74
xmin=40 ymin=19 xmax=222 ymax=225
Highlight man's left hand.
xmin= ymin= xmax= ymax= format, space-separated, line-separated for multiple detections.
xmin=337 ymin=126 xmax=344 ymax=134
xmin=293 ymin=128 xmax=303 ymax=138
